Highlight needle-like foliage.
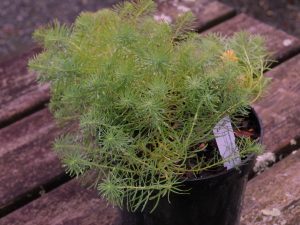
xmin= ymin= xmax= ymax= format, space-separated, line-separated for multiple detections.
xmin=29 ymin=0 xmax=269 ymax=212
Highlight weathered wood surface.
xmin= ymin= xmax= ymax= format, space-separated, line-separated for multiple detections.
xmin=156 ymin=0 xmax=234 ymax=30
xmin=205 ymin=13 xmax=300 ymax=62
xmin=0 ymin=109 xmax=63 ymax=211
xmin=253 ymin=54 xmax=300 ymax=154
xmin=0 ymin=48 xmax=48 ymax=127
xmin=0 ymin=180 xmax=120 ymax=225
xmin=241 ymin=150 xmax=300 ymax=225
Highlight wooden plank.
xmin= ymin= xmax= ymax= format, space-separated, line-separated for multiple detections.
xmin=205 ymin=13 xmax=300 ymax=61
xmin=0 ymin=109 xmax=63 ymax=210
xmin=0 ymin=180 xmax=121 ymax=225
xmin=0 ymin=48 xmax=49 ymax=128
xmin=253 ymin=54 xmax=300 ymax=155
xmin=241 ymin=150 xmax=300 ymax=225
xmin=156 ymin=0 xmax=235 ymax=30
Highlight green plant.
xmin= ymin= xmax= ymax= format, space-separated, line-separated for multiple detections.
xmin=29 ymin=0 xmax=269 ymax=212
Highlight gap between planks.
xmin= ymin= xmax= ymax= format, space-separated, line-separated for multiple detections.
xmin=240 ymin=150 xmax=300 ymax=225
xmin=0 ymin=174 xmax=71 ymax=218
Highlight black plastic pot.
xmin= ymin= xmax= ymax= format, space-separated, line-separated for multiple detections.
xmin=120 ymin=108 xmax=262 ymax=225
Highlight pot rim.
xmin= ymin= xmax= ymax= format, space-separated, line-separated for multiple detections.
xmin=183 ymin=107 xmax=261 ymax=183
xmin=183 ymin=153 xmax=255 ymax=183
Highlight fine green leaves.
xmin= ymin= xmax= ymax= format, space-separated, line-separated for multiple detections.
xmin=29 ymin=0 xmax=269 ymax=212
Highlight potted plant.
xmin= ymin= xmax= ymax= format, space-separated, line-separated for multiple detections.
xmin=29 ymin=0 xmax=270 ymax=224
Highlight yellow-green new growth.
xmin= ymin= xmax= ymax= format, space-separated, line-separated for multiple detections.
xmin=29 ymin=0 xmax=269 ymax=212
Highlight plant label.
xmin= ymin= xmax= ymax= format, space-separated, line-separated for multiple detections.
xmin=213 ymin=116 xmax=241 ymax=170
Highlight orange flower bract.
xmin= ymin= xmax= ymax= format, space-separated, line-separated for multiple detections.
xmin=221 ymin=49 xmax=238 ymax=62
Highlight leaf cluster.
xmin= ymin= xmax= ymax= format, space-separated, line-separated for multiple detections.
xmin=29 ymin=0 xmax=269 ymax=212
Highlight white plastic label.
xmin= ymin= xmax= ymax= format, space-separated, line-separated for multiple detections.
xmin=213 ymin=116 xmax=241 ymax=170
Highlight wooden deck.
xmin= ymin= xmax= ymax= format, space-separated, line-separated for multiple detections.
xmin=0 ymin=1 xmax=299 ymax=224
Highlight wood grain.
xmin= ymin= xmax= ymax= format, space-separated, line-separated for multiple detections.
xmin=253 ymin=54 xmax=300 ymax=154
xmin=156 ymin=0 xmax=234 ymax=30
xmin=205 ymin=13 xmax=300 ymax=61
xmin=0 ymin=48 xmax=49 ymax=127
xmin=241 ymin=150 xmax=300 ymax=225
xmin=0 ymin=109 xmax=63 ymax=210
xmin=0 ymin=180 xmax=121 ymax=225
